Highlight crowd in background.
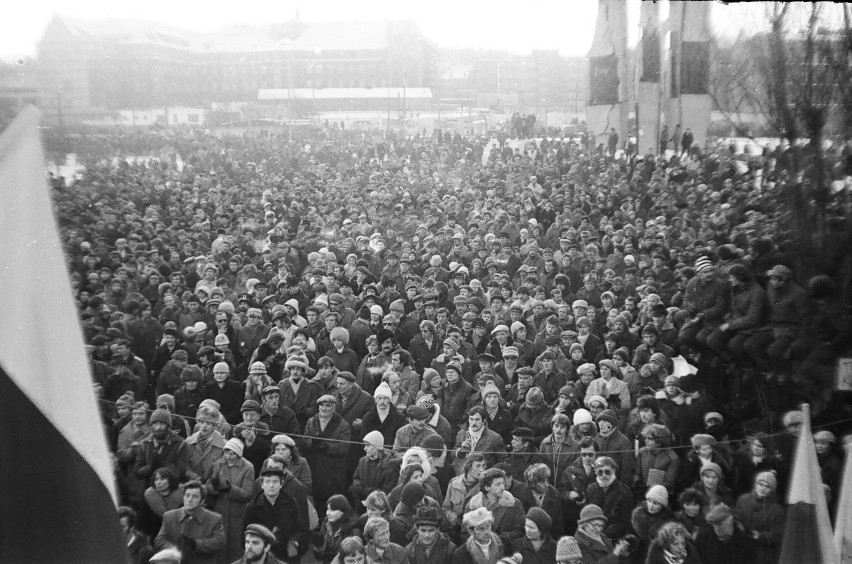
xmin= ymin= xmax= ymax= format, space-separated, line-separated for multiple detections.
xmin=54 ymin=122 xmax=852 ymax=564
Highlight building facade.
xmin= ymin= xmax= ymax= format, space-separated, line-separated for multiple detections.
xmin=35 ymin=16 xmax=437 ymax=124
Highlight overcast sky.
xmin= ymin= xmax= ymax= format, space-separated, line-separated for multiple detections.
xmin=0 ymin=1 xmax=777 ymax=63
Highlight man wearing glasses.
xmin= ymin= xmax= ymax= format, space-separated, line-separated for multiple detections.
xmin=583 ymin=456 xmax=635 ymax=540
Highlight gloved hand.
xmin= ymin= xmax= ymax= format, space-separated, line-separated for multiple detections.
xmin=219 ymin=481 xmax=231 ymax=493
xmin=182 ymin=535 xmax=197 ymax=552
xmin=210 ymin=476 xmax=221 ymax=490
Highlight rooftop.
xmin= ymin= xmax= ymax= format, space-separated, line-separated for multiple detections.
xmin=46 ymin=16 xmax=426 ymax=54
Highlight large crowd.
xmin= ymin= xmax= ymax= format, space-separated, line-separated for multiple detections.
xmin=54 ymin=122 xmax=852 ymax=564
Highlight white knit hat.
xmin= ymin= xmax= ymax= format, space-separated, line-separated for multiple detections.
xmin=363 ymin=430 xmax=385 ymax=448
xmin=373 ymin=382 xmax=392 ymax=400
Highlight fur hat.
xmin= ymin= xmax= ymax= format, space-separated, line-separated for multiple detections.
xmin=285 ymin=357 xmax=308 ymax=371
xmin=462 ymin=507 xmax=493 ymax=529
xmin=646 ymin=484 xmax=669 ymax=506
xmin=414 ymin=505 xmax=442 ymax=528
xmin=329 ymin=327 xmax=350 ymax=345
xmin=180 ymin=365 xmax=203 ymax=383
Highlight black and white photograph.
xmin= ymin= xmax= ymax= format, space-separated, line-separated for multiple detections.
xmin=0 ymin=1 xmax=851 ymax=563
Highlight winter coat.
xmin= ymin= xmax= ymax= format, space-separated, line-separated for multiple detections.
xmin=406 ymin=533 xmax=457 ymax=564
xmin=408 ymin=334 xmax=441 ymax=375
xmin=242 ymin=489 xmax=306 ymax=560
xmin=135 ymin=431 xmax=187 ymax=484
xmin=393 ymin=423 xmax=439 ymax=454
xmin=735 ymin=491 xmax=784 ymax=564
xmin=682 ymin=275 xmax=730 ymax=325
xmin=515 ymin=403 xmax=555 ymax=444
xmin=726 ymin=280 xmax=768 ymax=333
xmin=510 ymin=535 xmax=558 ymax=564
xmin=278 ymin=377 xmax=322 ymax=431
xmin=350 ymin=452 xmax=399 ymax=503
xmin=155 ymin=507 xmax=226 ymax=564
xmin=259 ymin=405 xmax=300 ymax=435
xmin=594 ymin=430 xmax=635 ymax=483
xmin=334 ymin=385 xmax=374 ymax=435
xmin=453 ymin=427 xmax=507 ymax=472
xmin=631 ymin=504 xmax=675 ymax=559
xmin=441 ymin=379 xmax=476 ymax=429
xmin=202 ymin=380 xmax=244 ymax=424
xmin=539 ymin=433 xmax=579 ymax=486
xmin=575 ymin=528 xmax=620 ymax=564
xmin=209 ymin=456 xmax=255 ymax=562
xmin=180 ymin=430 xmax=226 ymax=482
xmin=464 ymin=491 xmax=525 ymax=547
xmin=361 ymin=405 xmax=407 ymax=447
xmin=765 ymin=282 xmax=810 ymax=337
xmin=451 ymin=532 xmax=504 ymax=564
xmin=635 ymin=446 xmax=680 ymax=492
xmin=302 ymin=412 xmax=351 ymax=504
xmin=584 ymin=480 xmax=636 ymax=539
xmin=694 ymin=522 xmax=755 ymax=564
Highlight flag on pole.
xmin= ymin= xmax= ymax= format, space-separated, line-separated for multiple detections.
xmin=836 ymin=436 xmax=852 ymax=563
xmin=779 ymin=404 xmax=839 ymax=564
xmin=0 ymin=106 xmax=126 ymax=562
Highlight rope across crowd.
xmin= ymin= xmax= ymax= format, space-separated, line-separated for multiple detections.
xmin=58 ymin=123 xmax=851 ymax=564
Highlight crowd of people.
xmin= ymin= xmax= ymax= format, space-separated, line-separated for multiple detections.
xmin=53 ymin=121 xmax=852 ymax=564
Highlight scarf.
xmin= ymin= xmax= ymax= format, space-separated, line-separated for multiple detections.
xmin=468 ymin=427 xmax=484 ymax=450
xmin=465 ymin=533 xmax=502 ymax=564
xmin=288 ymin=377 xmax=303 ymax=394
xmin=485 ymin=405 xmax=499 ymax=420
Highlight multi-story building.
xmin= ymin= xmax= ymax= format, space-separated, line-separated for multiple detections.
xmin=438 ymin=48 xmax=588 ymax=114
xmin=35 ymin=16 xmax=436 ymax=124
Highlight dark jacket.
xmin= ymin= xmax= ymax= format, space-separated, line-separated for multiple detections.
xmin=349 ymin=452 xmax=399 ymax=502
xmin=361 ymin=405 xmax=406 ymax=446
xmin=510 ymin=534 xmax=557 ymax=564
xmin=155 ymin=507 xmax=226 ymax=564
xmin=278 ymin=377 xmax=322 ymax=431
xmin=575 ymin=528 xmax=619 ymax=564
xmin=584 ymin=480 xmax=635 ymax=539
xmin=727 ymin=280 xmax=768 ymax=333
xmin=406 ymin=532 xmax=457 ymax=564
xmin=242 ymin=490 xmax=306 ymax=560
xmin=202 ymin=380 xmax=244 ymax=424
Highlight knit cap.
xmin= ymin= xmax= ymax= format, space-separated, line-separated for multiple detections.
xmin=526 ymin=507 xmax=552 ymax=534
xmin=701 ymin=462 xmax=723 ymax=479
xmin=373 ymin=382 xmax=392 ymax=400
xmin=556 ymin=536 xmax=583 ymax=560
xmin=363 ymin=430 xmax=385 ymax=448
xmin=224 ymin=437 xmax=244 ymax=457
xmin=646 ymin=484 xmax=669 ymax=506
